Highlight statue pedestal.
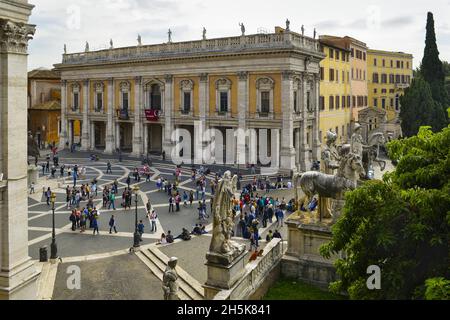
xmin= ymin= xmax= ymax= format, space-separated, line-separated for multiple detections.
xmin=27 ymin=165 xmax=38 ymax=186
xmin=203 ymin=248 xmax=247 ymax=300
xmin=282 ymin=214 xmax=340 ymax=288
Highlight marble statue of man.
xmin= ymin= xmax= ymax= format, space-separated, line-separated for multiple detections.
xmin=301 ymin=25 xmax=305 ymax=36
xmin=202 ymin=27 xmax=207 ymax=40
xmin=162 ymin=257 xmax=180 ymax=300
xmin=239 ymin=23 xmax=245 ymax=36
xmin=209 ymin=171 xmax=239 ymax=256
xmin=286 ymin=19 xmax=290 ymax=31
xmin=64 ymin=44 xmax=67 ymax=54
xmin=110 ymin=39 xmax=113 ymax=49
xmin=319 ymin=131 xmax=341 ymax=219
xmin=137 ymin=34 xmax=142 ymax=46
xmin=350 ymin=123 xmax=367 ymax=159
xmin=168 ymin=29 xmax=172 ymax=43
xmin=85 ymin=41 xmax=89 ymax=52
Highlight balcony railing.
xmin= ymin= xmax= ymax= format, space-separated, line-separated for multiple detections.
xmin=116 ymin=108 xmax=130 ymax=120
xmin=61 ymin=32 xmax=322 ymax=65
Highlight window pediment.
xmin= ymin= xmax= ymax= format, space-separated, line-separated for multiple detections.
xmin=94 ymin=81 xmax=104 ymax=92
xmin=256 ymin=77 xmax=274 ymax=90
xmin=215 ymin=78 xmax=231 ymax=90
xmin=119 ymin=81 xmax=130 ymax=92
xmin=144 ymin=79 xmax=165 ymax=92
xmin=180 ymin=79 xmax=194 ymax=91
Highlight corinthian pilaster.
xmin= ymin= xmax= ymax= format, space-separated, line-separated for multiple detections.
xmin=0 ymin=19 xmax=35 ymax=54
xmin=0 ymin=1 xmax=40 ymax=300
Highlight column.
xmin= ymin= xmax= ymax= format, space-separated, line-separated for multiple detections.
xmin=132 ymin=76 xmax=142 ymax=156
xmin=280 ymin=71 xmax=296 ymax=171
xmin=105 ymin=78 xmax=114 ymax=154
xmin=81 ymin=79 xmax=90 ymax=151
xmin=237 ymin=71 xmax=248 ymax=165
xmin=115 ymin=123 xmax=120 ymax=149
xmin=0 ymin=10 xmax=40 ymax=300
xmin=143 ymin=124 xmax=148 ymax=155
xmin=312 ymin=74 xmax=321 ymax=161
xmin=90 ymin=122 xmax=95 ymax=150
xmin=68 ymin=120 xmax=73 ymax=146
xmin=163 ymin=74 xmax=174 ymax=158
xmin=298 ymin=74 xmax=310 ymax=172
xmin=59 ymin=80 xmax=68 ymax=149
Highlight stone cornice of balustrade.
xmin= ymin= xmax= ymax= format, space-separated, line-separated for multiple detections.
xmin=56 ymin=32 xmax=325 ymax=69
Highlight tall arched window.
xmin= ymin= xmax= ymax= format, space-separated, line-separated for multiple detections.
xmin=150 ymin=84 xmax=161 ymax=110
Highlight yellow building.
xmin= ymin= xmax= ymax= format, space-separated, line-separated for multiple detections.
xmin=318 ymin=37 xmax=352 ymax=145
xmin=55 ymin=26 xmax=325 ymax=172
xmin=367 ymin=50 xmax=413 ymax=122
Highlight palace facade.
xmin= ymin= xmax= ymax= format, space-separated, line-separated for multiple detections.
xmin=54 ymin=27 xmax=325 ymax=172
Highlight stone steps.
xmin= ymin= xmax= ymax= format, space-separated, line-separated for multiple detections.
xmin=135 ymin=246 xmax=204 ymax=300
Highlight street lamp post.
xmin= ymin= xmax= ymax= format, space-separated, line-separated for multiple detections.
xmin=133 ymin=186 xmax=141 ymax=248
xmin=50 ymin=192 xmax=58 ymax=260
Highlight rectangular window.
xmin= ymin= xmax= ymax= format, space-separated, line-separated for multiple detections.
xmin=342 ymin=96 xmax=346 ymax=108
xmin=73 ymin=93 xmax=79 ymax=109
xmin=374 ymin=88 xmax=377 ymax=94
xmin=306 ymin=92 xmax=311 ymax=110
xmin=353 ymin=96 xmax=356 ymax=108
xmin=335 ymin=96 xmax=340 ymax=109
xmin=351 ymin=48 xmax=354 ymax=57
xmin=347 ymin=96 xmax=351 ymax=108
xmin=294 ymin=91 xmax=298 ymax=112
xmin=336 ymin=70 xmax=339 ymax=82
xmin=381 ymin=74 xmax=387 ymax=84
xmin=374 ymin=58 xmax=377 ymax=66
xmin=407 ymin=61 xmax=410 ymax=69
xmin=319 ymin=96 xmax=325 ymax=111
xmin=329 ymin=48 xmax=334 ymax=59
xmin=373 ymin=73 xmax=379 ymax=83
xmin=96 ymin=92 xmax=102 ymax=110
xmin=396 ymin=60 xmax=401 ymax=68
xmin=329 ymin=68 xmax=335 ymax=81
xmin=122 ymin=92 xmax=129 ymax=110
xmin=382 ymin=98 xmax=386 ymax=109
xmin=342 ymin=71 xmax=345 ymax=83
xmin=391 ymin=60 xmax=393 ymax=68
xmin=261 ymin=91 xmax=270 ymax=113
xmin=396 ymin=75 xmax=401 ymax=83
xmin=374 ymin=98 xmax=378 ymax=107
xmin=364 ymin=96 xmax=368 ymax=106
xmin=329 ymin=96 xmax=334 ymax=110
xmin=220 ymin=92 xmax=228 ymax=112
xmin=336 ymin=51 xmax=340 ymax=60
xmin=382 ymin=59 xmax=385 ymax=67
xmin=390 ymin=74 xmax=394 ymax=83
xmin=320 ymin=67 xmax=324 ymax=81
xmin=183 ymin=92 xmax=191 ymax=111
xmin=363 ymin=52 xmax=366 ymax=61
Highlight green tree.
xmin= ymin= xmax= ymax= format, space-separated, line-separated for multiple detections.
xmin=321 ymin=126 xmax=450 ymax=300
xmin=400 ymin=78 xmax=446 ymax=136
xmin=424 ymin=278 xmax=450 ymax=300
xmin=421 ymin=12 xmax=449 ymax=110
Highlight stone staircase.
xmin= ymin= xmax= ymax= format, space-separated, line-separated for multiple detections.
xmin=135 ymin=246 xmax=205 ymax=300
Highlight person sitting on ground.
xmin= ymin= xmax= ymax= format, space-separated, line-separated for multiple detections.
xmin=175 ymin=228 xmax=191 ymax=241
xmin=266 ymin=230 xmax=273 ymax=242
xmin=157 ymin=233 xmax=167 ymax=245
xmin=191 ymin=224 xmax=201 ymax=235
xmin=273 ymin=229 xmax=282 ymax=239
xmin=166 ymin=230 xmax=174 ymax=243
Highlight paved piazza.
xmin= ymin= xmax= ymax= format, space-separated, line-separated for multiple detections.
xmin=28 ymin=151 xmax=291 ymax=262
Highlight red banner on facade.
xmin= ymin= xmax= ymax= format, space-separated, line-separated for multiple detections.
xmin=145 ymin=109 xmax=160 ymax=121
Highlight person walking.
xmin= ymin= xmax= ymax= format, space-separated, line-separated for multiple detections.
xmin=150 ymin=210 xmax=157 ymax=233
xmin=106 ymin=161 xmax=112 ymax=174
xmin=108 ymin=191 xmax=116 ymax=210
xmin=109 ymin=215 xmax=118 ymax=234
xmin=168 ymin=196 xmax=174 ymax=213
xmin=146 ymin=199 xmax=152 ymax=214
xmin=182 ymin=191 xmax=188 ymax=207
xmin=69 ymin=210 xmax=77 ymax=231
xmin=72 ymin=168 xmax=77 ymax=187
xmin=92 ymin=215 xmax=100 ymax=235
xmin=45 ymin=187 xmax=51 ymax=206
xmin=189 ymin=190 xmax=194 ymax=206
xmin=30 ymin=182 xmax=35 ymax=194
xmin=175 ymin=193 xmax=181 ymax=212
xmin=137 ymin=220 xmax=144 ymax=241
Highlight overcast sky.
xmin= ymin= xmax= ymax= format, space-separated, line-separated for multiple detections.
xmin=28 ymin=0 xmax=450 ymax=70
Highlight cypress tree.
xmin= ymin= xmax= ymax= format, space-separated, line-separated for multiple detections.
xmin=421 ymin=12 xmax=449 ymax=112
xmin=400 ymin=78 xmax=446 ymax=136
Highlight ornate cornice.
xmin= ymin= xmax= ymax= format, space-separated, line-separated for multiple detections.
xmin=0 ymin=19 xmax=35 ymax=54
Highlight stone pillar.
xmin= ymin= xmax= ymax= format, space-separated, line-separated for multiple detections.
xmin=163 ymin=75 xmax=173 ymax=158
xmin=59 ymin=80 xmax=67 ymax=149
xmin=237 ymin=71 xmax=248 ymax=166
xmin=81 ymin=79 xmax=90 ymax=151
xmin=143 ymin=124 xmax=148 ymax=155
xmin=105 ymin=78 xmax=114 ymax=154
xmin=0 ymin=4 xmax=40 ymax=300
xmin=132 ymin=76 xmax=142 ymax=156
xmin=280 ymin=71 xmax=296 ymax=171
xmin=312 ymin=74 xmax=321 ymax=161
xmin=115 ymin=123 xmax=120 ymax=149
xmin=298 ymin=74 xmax=310 ymax=172
xmin=90 ymin=121 xmax=95 ymax=150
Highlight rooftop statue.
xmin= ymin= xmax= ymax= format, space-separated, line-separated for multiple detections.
xmin=239 ymin=22 xmax=245 ymax=36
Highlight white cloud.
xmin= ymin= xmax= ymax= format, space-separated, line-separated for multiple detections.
xmin=27 ymin=0 xmax=450 ymax=70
